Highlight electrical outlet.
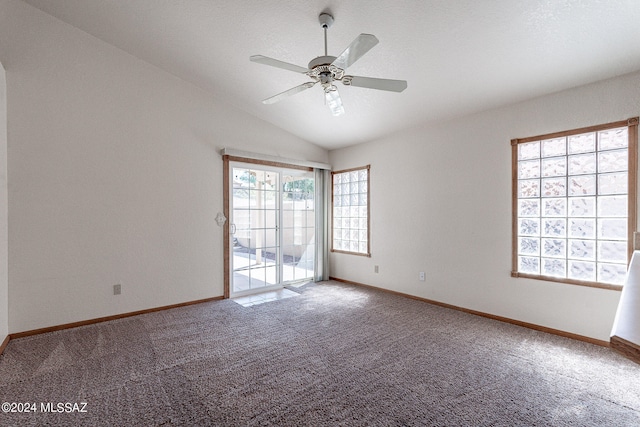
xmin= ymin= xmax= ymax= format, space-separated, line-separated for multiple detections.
xmin=419 ymin=272 xmax=425 ymax=281
xmin=374 ymin=265 xmax=379 ymax=273
xmin=113 ymin=284 xmax=121 ymax=295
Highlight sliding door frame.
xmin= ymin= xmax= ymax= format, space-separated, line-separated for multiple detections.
xmin=223 ymin=155 xmax=313 ymax=298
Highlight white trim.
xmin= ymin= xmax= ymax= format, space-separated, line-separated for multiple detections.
xmin=221 ymin=148 xmax=331 ymax=171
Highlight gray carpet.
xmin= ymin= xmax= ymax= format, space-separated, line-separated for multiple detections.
xmin=0 ymin=280 xmax=639 ymax=426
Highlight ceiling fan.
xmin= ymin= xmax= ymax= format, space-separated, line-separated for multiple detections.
xmin=250 ymin=12 xmax=408 ymax=116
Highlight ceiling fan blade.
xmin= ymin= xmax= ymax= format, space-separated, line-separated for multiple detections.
xmin=331 ymin=34 xmax=379 ymax=70
xmin=325 ymin=86 xmax=345 ymax=116
xmin=250 ymin=55 xmax=309 ymax=74
xmin=345 ymin=76 xmax=408 ymax=92
xmin=262 ymin=82 xmax=317 ymax=104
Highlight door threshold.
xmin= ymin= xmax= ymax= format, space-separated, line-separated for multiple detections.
xmin=231 ymin=288 xmax=300 ymax=307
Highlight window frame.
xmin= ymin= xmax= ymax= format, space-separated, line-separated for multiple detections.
xmin=511 ymin=117 xmax=638 ymax=291
xmin=331 ymin=165 xmax=371 ymax=257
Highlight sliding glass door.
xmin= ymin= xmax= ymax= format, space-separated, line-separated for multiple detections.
xmin=229 ymin=162 xmax=315 ymax=296
xmin=281 ymin=170 xmax=315 ymax=283
xmin=231 ymin=166 xmax=280 ymax=293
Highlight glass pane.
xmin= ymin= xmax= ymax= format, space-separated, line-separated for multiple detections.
xmin=542 ymin=258 xmax=565 ymax=277
xmin=568 ymin=132 xmax=595 ymax=154
xmin=569 ymin=260 xmax=596 ymax=281
xmin=598 ymin=241 xmax=627 ymax=263
xmin=568 ymin=153 xmax=596 ymax=175
xmin=519 ymin=179 xmax=540 ymax=198
xmin=519 ymin=256 xmax=540 ymax=274
xmin=569 ymin=239 xmax=595 ymax=260
xmin=542 ymin=137 xmax=566 ymax=157
xmin=599 ymin=172 xmax=627 ymax=195
xmin=568 ymin=174 xmax=596 ymax=196
xmin=598 ymin=263 xmax=627 ymax=285
xmin=542 ymin=178 xmax=566 ymax=197
xmin=253 ymin=169 xmax=265 ymax=183
xmin=598 ymin=218 xmax=627 ymax=240
xmin=519 ymin=141 xmax=540 ymax=160
xmin=264 ymin=229 xmax=277 ymax=247
xmin=598 ymin=195 xmax=627 ymax=217
xmin=519 ymin=218 xmax=540 ymax=236
xmin=543 ymin=219 xmax=566 ymax=237
xmin=519 ymin=160 xmax=540 ymax=179
xmin=250 ymin=267 xmax=266 ymax=289
xmin=599 ymin=128 xmax=628 ymax=151
xmin=598 ymin=149 xmax=627 ymax=173
xmin=519 ymin=237 xmax=540 ymax=255
xmin=265 ymin=266 xmax=278 ymax=285
xmin=519 ymin=199 xmax=540 ymax=217
xmin=543 ymin=198 xmax=565 ymax=217
xmin=569 ymin=219 xmax=595 ymax=239
xmin=569 ymin=197 xmax=595 ymax=217
xmin=542 ymin=238 xmax=565 ymax=258
xmin=542 ymin=157 xmax=566 ymax=177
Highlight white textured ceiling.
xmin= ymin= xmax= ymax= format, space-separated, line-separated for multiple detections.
xmin=22 ymin=0 xmax=640 ymax=150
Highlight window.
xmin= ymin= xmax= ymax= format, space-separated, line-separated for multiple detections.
xmin=332 ymin=165 xmax=370 ymax=256
xmin=512 ymin=118 xmax=638 ymax=289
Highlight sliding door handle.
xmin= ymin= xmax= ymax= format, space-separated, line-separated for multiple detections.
xmin=230 ymin=223 xmax=236 ymax=234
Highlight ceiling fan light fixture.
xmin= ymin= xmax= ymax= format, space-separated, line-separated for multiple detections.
xmin=325 ymin=85 xmax=344 ymax=116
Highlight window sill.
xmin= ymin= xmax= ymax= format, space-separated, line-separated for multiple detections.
xmin=331 ymin=249 xmax=371 ymax=258
xmin=511 ymin=271 xmax=623 ymax=291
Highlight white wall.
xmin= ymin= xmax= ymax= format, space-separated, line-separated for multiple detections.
xmin=0 ymin=61 xmax=7 ymax=341
xmin=329 ymin=71 xmax=640 ymax=342
xmin=0 ymin=0 xmax=327 ymax=333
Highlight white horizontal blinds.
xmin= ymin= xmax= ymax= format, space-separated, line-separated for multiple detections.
xmin=332 ymin=166 xmax=370 ymax=256
xmin=515 ymin=124 xmax=633 ymax=286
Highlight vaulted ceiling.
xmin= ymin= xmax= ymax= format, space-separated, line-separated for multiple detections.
xmin=23 ymin=0 xmax=640 ymax=150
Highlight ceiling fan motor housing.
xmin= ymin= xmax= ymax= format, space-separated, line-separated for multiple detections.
xmin=308 ymin=55 xmax=337 ymax=69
